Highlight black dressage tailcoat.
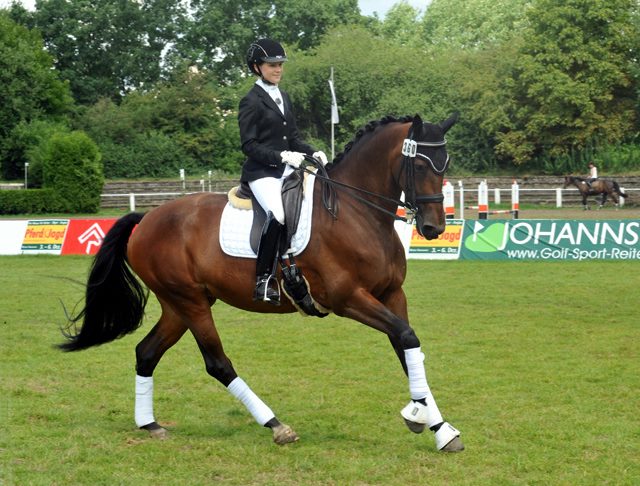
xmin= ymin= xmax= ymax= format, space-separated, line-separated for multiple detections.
xmin=238 ymin=84 xmax=315 ymax=182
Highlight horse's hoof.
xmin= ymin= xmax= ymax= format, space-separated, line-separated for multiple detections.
xmin=440 ymin=436 xmax=465 ymax=452
xmin=403 ymin=418 xmax=426 ymax=434
xmin=141 ymin=422 xmax=168 ymax=440
xmin=272 ymin=423 xmax=299 ymax=445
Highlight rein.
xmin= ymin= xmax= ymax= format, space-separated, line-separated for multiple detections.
xmin=301 ymin=123 xmax=448 ymax=224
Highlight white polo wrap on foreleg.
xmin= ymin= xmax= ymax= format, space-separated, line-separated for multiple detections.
xmin=135 ymin=374 xmax=155 ymax=427
xmin=227 ymin=377 xmax=275 ymax=426
xmin=402 ymin=347 xmax=444 ymax=427
xmin=405 ymin=347 xmax=429 ymax=400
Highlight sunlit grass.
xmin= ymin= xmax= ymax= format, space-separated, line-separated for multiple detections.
xmin=1 ymin=257 xmax=639 ymax=485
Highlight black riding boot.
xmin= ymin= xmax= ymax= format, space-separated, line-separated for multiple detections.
xmin=254 ymin=212 xmax=283 ymax=305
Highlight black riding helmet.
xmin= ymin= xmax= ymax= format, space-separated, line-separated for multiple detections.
xmin=246 ymin=39 xmax=287 ymax=76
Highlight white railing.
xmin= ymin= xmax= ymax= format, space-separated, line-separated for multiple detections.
xmin=101 ymin=184 xmax=639 ymax=212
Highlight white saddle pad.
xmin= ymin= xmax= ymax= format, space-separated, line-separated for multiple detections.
xmin=219 ymin=174 xmax=316 ymax=258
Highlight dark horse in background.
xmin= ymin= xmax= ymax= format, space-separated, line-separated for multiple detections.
xmin=59 ymin=113 xmax=464 ymax=452
xmin=563 ymin=175 xmax=628 ymax=209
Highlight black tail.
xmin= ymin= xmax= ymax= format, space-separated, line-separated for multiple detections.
xmin=613 ymin=181 xmax=627 ymax=198
xmin=59 ymin=212 xmax=148 ymax=351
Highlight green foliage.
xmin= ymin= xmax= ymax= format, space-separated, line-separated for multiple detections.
xmin=3 ymin=0 xmax=640 ymax=177
xmin=0 ymin=12 xmax=74 ymax=179
xmin=42 ymin=131 xmax=104 ymax=212
xmin=77 ymin=69 xmax=242 ymax=178
xmin=286 ymin=26 xmax=457 ymax=156
xmin=422 ymin=0 xmax=529 ymax=49
xmin=28 ymin=0 xmax=186 ymax=105
xmin=6 ymin=119 xmax=71 ymax=187
xmin=176 ymin=0 xmax=362 ymax=83
xmin=0 ymin=188 xmax=60 ymax=214
xmin=497 ymin=0 xmax=639 ymax=165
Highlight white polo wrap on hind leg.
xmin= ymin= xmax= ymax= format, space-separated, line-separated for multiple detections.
xmin=135 ymin=374 xmax=156 ymax=427
xmin=227 ymin=377 xmax=275 ymax=426
xmin=402 ymin=347 xmax=444 ymax=427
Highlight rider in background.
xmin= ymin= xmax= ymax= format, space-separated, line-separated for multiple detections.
xmin=238 ymin=38 xmax=328 ymax=305
xmin=586 ymin=162 xmax=598 ymax=188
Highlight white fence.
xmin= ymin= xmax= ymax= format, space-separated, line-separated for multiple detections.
xmin=100 ymin=182 xmax=639 ymax=212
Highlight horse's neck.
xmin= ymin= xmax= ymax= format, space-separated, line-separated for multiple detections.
xmin=332 ymin=131 xmax=402 ymax=199
xmin=330 ymin=150 xmax=401 ymax=216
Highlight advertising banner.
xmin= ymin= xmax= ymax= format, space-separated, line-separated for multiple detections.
xmin=460 ymin=219 xmax=640 ymax=261
xmin=20 ymin=219 xmax=69 ymax=254
xmin=61 ymin=219 xmax=117 ymax=255
xmin=408 ymin=219 xmax=464 ymax=260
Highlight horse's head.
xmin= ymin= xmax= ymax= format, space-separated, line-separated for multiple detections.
xmin=563 ymin=176 xmax=575 ymax=189
xmin=402 ymin=112 xmax=458 ymax=240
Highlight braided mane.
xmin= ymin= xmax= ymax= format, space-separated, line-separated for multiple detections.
xmin=332 ymin=115 xmax=414 ymax=165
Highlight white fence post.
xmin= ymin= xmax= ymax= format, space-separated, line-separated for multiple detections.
xmin=129 ymin=193 xmax=136 ymax=212
xmin=458 ymin=181 xmax=464 ymax=220
xmin=443 ymin=180 xmax=455 ymax=219
xmin=556 ymin=188 xmax=563 ymax=208
xmin=511 ymin=180 xmax=519 ymax=219
xmin=494 ymin=188 xmax=501 ymax=205
xmin=478 ymin=180 xmax=488 ymax=219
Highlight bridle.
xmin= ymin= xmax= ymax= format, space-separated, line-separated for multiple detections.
xmin=300 ymin=122 xmax=449 ymax=224
xmin=398 ymin=121 xmax=449 ymax=222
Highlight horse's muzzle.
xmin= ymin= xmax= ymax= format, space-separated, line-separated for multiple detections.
xmin=416 ymin=213 xmax=445 ymax=240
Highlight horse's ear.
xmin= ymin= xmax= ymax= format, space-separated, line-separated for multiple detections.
xmin=439 ymin=111 xmax=460 ymax=133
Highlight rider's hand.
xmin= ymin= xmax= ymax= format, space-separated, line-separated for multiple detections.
xmin=280 ymin=151 xmax=305 ymax=168
xmin=312 ymin=151 xmax=329 ymax=166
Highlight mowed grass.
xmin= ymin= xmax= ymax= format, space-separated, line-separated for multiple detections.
xmin=1 ymin=256 xmax=639 ymax=485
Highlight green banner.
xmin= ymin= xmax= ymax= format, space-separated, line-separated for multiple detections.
xmin=459 ymin=219 xmax=640 ymax=261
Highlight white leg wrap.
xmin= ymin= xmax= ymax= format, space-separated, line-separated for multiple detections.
xmin=405 ymin=347 xmax=429 ymax=400
xmin=227 ymin=377 xmax=275 ymax=426
xmin=135 ymin=375 xmax=155 ymax=427
xmin=402 ymin=347 xmax=444 ymax=427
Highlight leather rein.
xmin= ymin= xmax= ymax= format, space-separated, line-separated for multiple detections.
xmin=300 ymin=124 xmax=448 ymax=224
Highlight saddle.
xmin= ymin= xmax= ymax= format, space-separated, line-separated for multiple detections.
xmin=229 ymin=170 xmax=305 ymax=255
xmin=228 ymin=171 xmax=328 ymax=318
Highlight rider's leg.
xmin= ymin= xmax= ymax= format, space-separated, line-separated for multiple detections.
xmin=248 ymin=175 xmax=290 ymax=304
xmin=253 ymin=212 xmax=283 ymax=304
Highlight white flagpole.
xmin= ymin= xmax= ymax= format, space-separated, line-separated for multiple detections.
xmin=328 ymin=67 xmax=339 ymax=160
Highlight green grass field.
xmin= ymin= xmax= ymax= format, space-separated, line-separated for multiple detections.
xmin=1 ymin=256 xmax=639 ymax=485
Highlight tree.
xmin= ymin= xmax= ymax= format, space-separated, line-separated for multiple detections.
xmin=422 ymin=0 xmax=529 ymax=50
xmin=176 ymin=0 xmax=362 ymax=83
xmin=30 ymin=0 xmax=187 ymax=105
xmin=497 ymin=0 xmax=639 ymax=166
xmin=377 ymin=1 xmax=422 ymax=46
xmin=285 ymin=26 xmax=458 ymax=156
xmin=43 ymin=131 xmax=104 ymax=212
xmin=78 ymin=68 xmax=242 ymax=177
xmin=0 ymin=12 xmax=73 ymax=179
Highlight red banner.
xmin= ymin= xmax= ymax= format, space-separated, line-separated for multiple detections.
xmin=61 ymin=219 xmax=117 ymax=255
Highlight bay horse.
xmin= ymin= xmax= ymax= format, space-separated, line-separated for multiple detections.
xmin=563 ymin=175 xmax=627 ymax=209
xmin=59 ymin=113 xmax=464 ymax=452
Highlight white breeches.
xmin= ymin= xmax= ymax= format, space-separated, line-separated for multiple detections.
xmin=248 ymin=165 xmax=294 ymax=225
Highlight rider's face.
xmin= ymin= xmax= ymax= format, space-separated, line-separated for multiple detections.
xmin=259 ymin=62 xmax=284 ymax=85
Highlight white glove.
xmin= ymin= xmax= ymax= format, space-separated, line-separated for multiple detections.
xmin=312 ymin=151 xmax=329 ymax=166
xmin=280 ymin=151 xmax=305 ymax=168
